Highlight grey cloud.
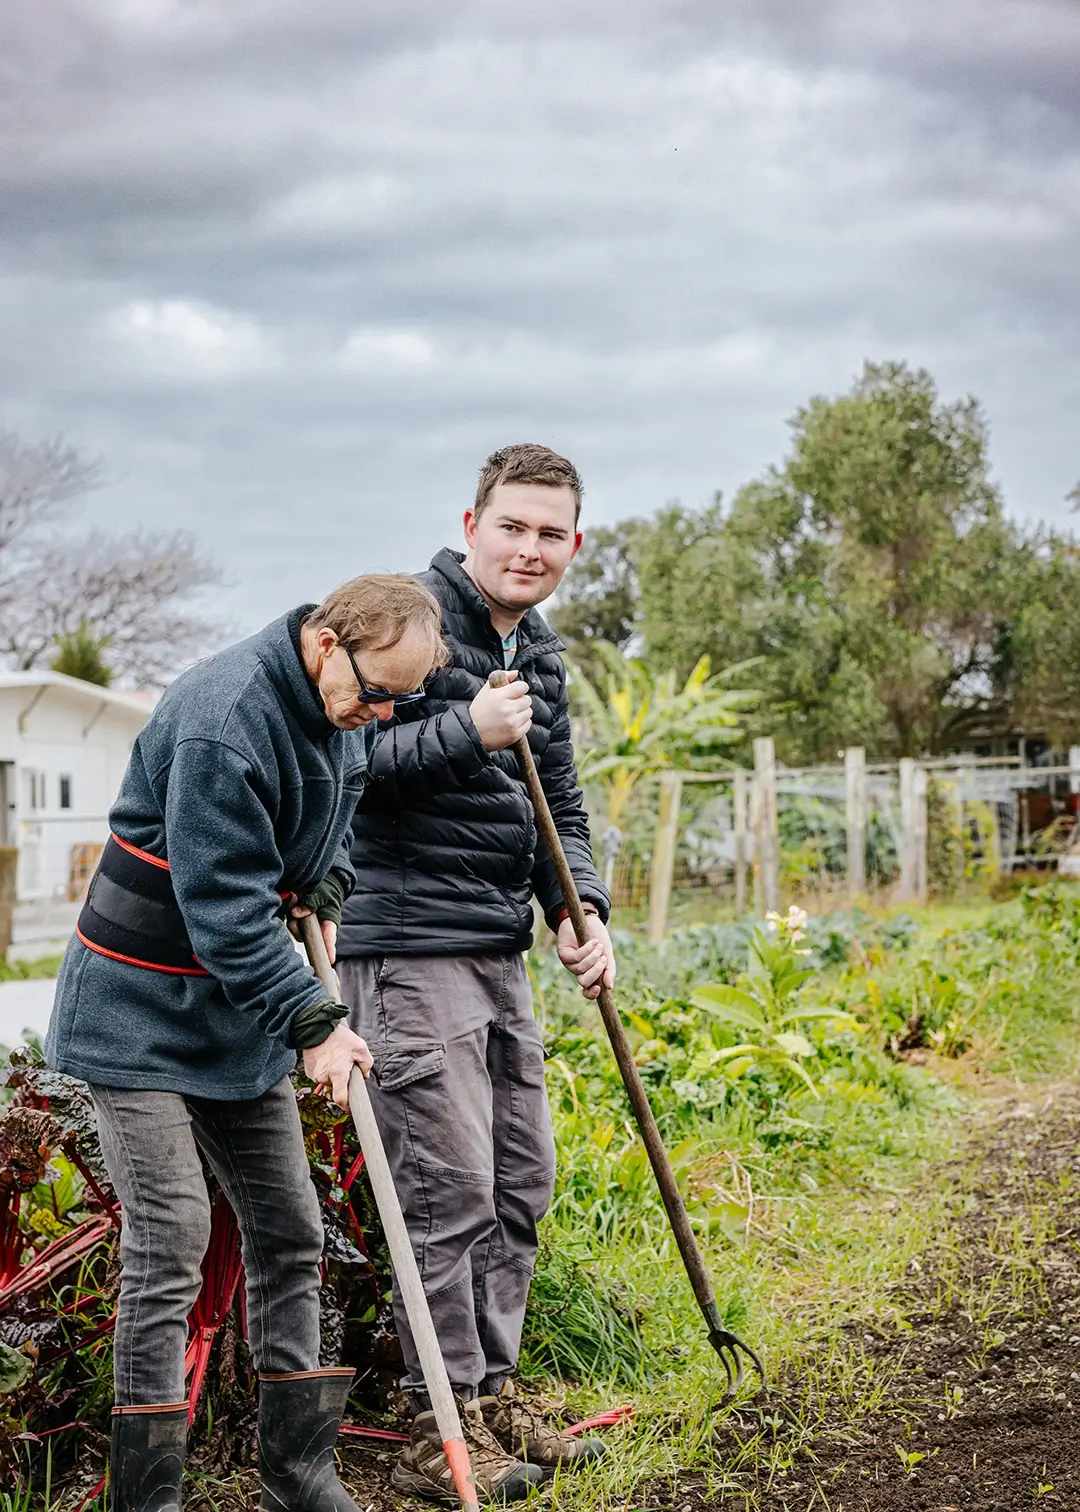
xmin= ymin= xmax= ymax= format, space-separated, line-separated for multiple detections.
xmin=1 ymin=1 xmax=1078 ymax=635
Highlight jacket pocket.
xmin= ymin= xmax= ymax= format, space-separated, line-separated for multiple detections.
xmin=374 ymin=1040 xmax=446 ymax=1092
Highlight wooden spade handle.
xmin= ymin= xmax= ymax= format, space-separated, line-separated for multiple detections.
xmin=300 ymin=917 xmax=480 ymax=1509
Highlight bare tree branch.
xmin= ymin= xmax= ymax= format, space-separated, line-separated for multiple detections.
xmin=1 ymin=532 xmax=225 ymax=687
xmin=0 ymin=431 xmax=107 ymax=555
xmin=0 ymin=431 xmax=225 ymax=686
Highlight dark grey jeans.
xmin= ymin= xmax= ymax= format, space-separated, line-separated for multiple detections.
xmin=90 ymin=1077 xmax=325 ymax=1405
xmin=339 ymin=953 xmax=555 ymax=1401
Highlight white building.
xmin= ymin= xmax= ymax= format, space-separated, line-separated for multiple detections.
xmin=0 ymin=672 xmax=151 ymax=905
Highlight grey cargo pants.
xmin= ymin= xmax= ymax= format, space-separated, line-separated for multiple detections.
xmin=89 ymin=1078 xmax=325 ymax=1405
xmin=339 ymin=953 xmax=555 ymax=1400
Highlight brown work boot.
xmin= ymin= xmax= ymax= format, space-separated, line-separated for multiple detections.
xmin=391 ymin=1403 xmax=542 ymax=1504
xmin=472 ymin=1381 xmax=607 ymax=1477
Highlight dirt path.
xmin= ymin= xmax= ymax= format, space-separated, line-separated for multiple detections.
xmin=721 ymin=1083 xmax=1080 ymax=1511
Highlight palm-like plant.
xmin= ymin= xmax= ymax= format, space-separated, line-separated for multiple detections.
xmin=567 ymin=640 xmax=758 ymax=829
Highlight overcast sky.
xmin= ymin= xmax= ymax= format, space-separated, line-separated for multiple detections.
xmin=3 ymin=0 xmax=1078 ymax=636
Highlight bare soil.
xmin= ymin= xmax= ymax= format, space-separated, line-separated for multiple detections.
xmin=709 ymin=1083 xmax=1080 ymax=1511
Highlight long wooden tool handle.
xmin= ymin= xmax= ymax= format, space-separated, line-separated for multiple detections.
xmin=300 ymin=917 xmax=479 ymax=1511
xmin=489 ymin=671 xmax=735 ymax=1352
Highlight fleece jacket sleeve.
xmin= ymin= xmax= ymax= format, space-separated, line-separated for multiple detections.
xmin=159 ymin=737 xmax=329 ymax=1040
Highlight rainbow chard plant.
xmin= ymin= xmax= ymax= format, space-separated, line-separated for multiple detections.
xmin=0 ymin=1047 xmax=398 ymax=1500
xmin=691 ymin=906 xmax=860 ymax=1097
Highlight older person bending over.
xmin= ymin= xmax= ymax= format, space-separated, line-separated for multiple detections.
xmin=45 ymin=575 xmax=446 ymax=1512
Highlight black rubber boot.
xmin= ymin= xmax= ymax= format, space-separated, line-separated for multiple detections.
xmin=109 ymin=1403 xmax=188 ymax=1512
xmin=258 ymin=1369 xmax=362 ymax=1512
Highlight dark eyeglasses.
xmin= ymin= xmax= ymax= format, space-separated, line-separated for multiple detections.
xmin=343 ymin=645 xmax=427 ymax=707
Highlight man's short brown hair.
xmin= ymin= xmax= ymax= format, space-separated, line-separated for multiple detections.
xmin=306 ymin=573 xmax=449 ymax=669
xmin=474 ymin=443 xmax=583 ymax=522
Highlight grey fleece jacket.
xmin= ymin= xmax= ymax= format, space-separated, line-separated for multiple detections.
xmin=45 ymin=608 xmax=373 ymax=1100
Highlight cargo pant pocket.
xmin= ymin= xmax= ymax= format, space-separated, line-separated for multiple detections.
xmin=369 ymin=1039 xmax=496 ymax=1298
xmin=373 ymin=1041 xmax=446 ymax=1091
xmin=415 ymin=1159 xmax=498 ymax=1300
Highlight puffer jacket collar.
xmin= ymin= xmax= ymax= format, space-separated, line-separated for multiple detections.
xmin=427 ymin=548 xmax=563 ymax=663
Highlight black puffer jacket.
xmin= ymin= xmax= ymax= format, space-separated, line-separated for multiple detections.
xmin=338 ymin=549 xmax=609 ymax=957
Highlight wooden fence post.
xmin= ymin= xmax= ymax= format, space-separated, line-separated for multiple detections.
xmin=733 ymin=769 xmax=749 ymax=916
xmin=898 ymin=758 xmax=917 ymax=903
xmin=750 ymin=769 xmax=763 ymax=915
xmin=752 ymin=737 xmax=779 ymax=916
xmin=0 ymin=848 xmax=16 ymax=959
xmin=600 ymin=825 xmax=622 ymax=893
xmin=844 ymin=746 xmax=866 ymax=901
xmin=914 ymin=765 xmax=929 ymax=905
xmin=647 ymin=772 xmax=683 ymax=943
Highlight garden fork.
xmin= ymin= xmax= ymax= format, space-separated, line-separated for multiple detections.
xmin=490 ymin=668 xmax=765 ymax=1400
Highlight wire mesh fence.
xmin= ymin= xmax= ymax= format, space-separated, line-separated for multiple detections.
xmin=586 ymin=744 xmax=1080 ymax=935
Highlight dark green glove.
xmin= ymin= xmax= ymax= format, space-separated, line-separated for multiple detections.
xmin=288 ymin=997 xmax=348 ymax=1050
xmin=299 ymin=871 xmax=348 ymax=926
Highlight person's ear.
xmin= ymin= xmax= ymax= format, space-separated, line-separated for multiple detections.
xmin=568 ymin=529 xmax=583 ymax=562
xmin=316 ymin=627 xmax=338 ymax=660
xmin=463 ymin=508 xmax=478 ymax=549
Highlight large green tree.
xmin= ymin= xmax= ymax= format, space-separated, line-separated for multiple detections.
xmin=620 ymin=363 xmax=1028 ymax=760
xmin=550 ymin=520 xmax=642 ymax=673
xmin=557 ymin=362 xmax=1080 ymax=761
xmin=994 ymin=532 xmax=1080 ymax=746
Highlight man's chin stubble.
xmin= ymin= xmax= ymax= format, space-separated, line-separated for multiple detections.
xmin=498 ymin=575 xmax=550 ymax=607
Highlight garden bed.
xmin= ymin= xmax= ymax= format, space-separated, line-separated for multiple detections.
xmin=4 ymin=888 xmax=1080 ymax=1509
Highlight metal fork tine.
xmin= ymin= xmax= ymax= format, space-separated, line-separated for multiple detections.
xmin=708 ymin=1326 xmax=766 ymax=1401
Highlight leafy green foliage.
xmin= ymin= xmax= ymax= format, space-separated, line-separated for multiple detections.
xmin=519 ymin=1237 xmax=646 ymax=1386
xmin=926 ymin=776 xmax=966 ymax=898
xmin=0 ymin=1343 xmax=29 ymax=1396
xmin=9 ymin=893 xmax=1080 ymax=1506
xmin=568 ymin=640 xmax=757 ymax=827
xmin=990 ymin=529 xmax=1080 ymax=746
xmin=818 ymin=887 xmax=1080 ymax=1075
xmin=537 ymin=894 xmax=1080 ymax=1303
xmin=691 ymin=910 xmax=860 ymax=1097
xmin=49 ymin=625 xmax=113 ymax=687
xmin=0 ymin=956 xmax=64 ymax=985
xmin=556 ymin=359 xmax=1080 ymax=761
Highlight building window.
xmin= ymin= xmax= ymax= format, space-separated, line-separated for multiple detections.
xmin=60 ymin=775 xmax=72 ymax=810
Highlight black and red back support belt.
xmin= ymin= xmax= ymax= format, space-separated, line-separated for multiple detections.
xmin=77 ymin=834 xmax=208 ymax=976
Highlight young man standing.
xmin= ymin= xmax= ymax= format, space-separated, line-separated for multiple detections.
xmin=338 ymin=444 xmax=615 ymax=1502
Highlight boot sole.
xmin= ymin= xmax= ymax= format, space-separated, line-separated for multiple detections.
xmin=390 ymin=1464 xmax=461 ymax=1505
xmin=391 ymin=1463 xmax=542 ymax=1504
